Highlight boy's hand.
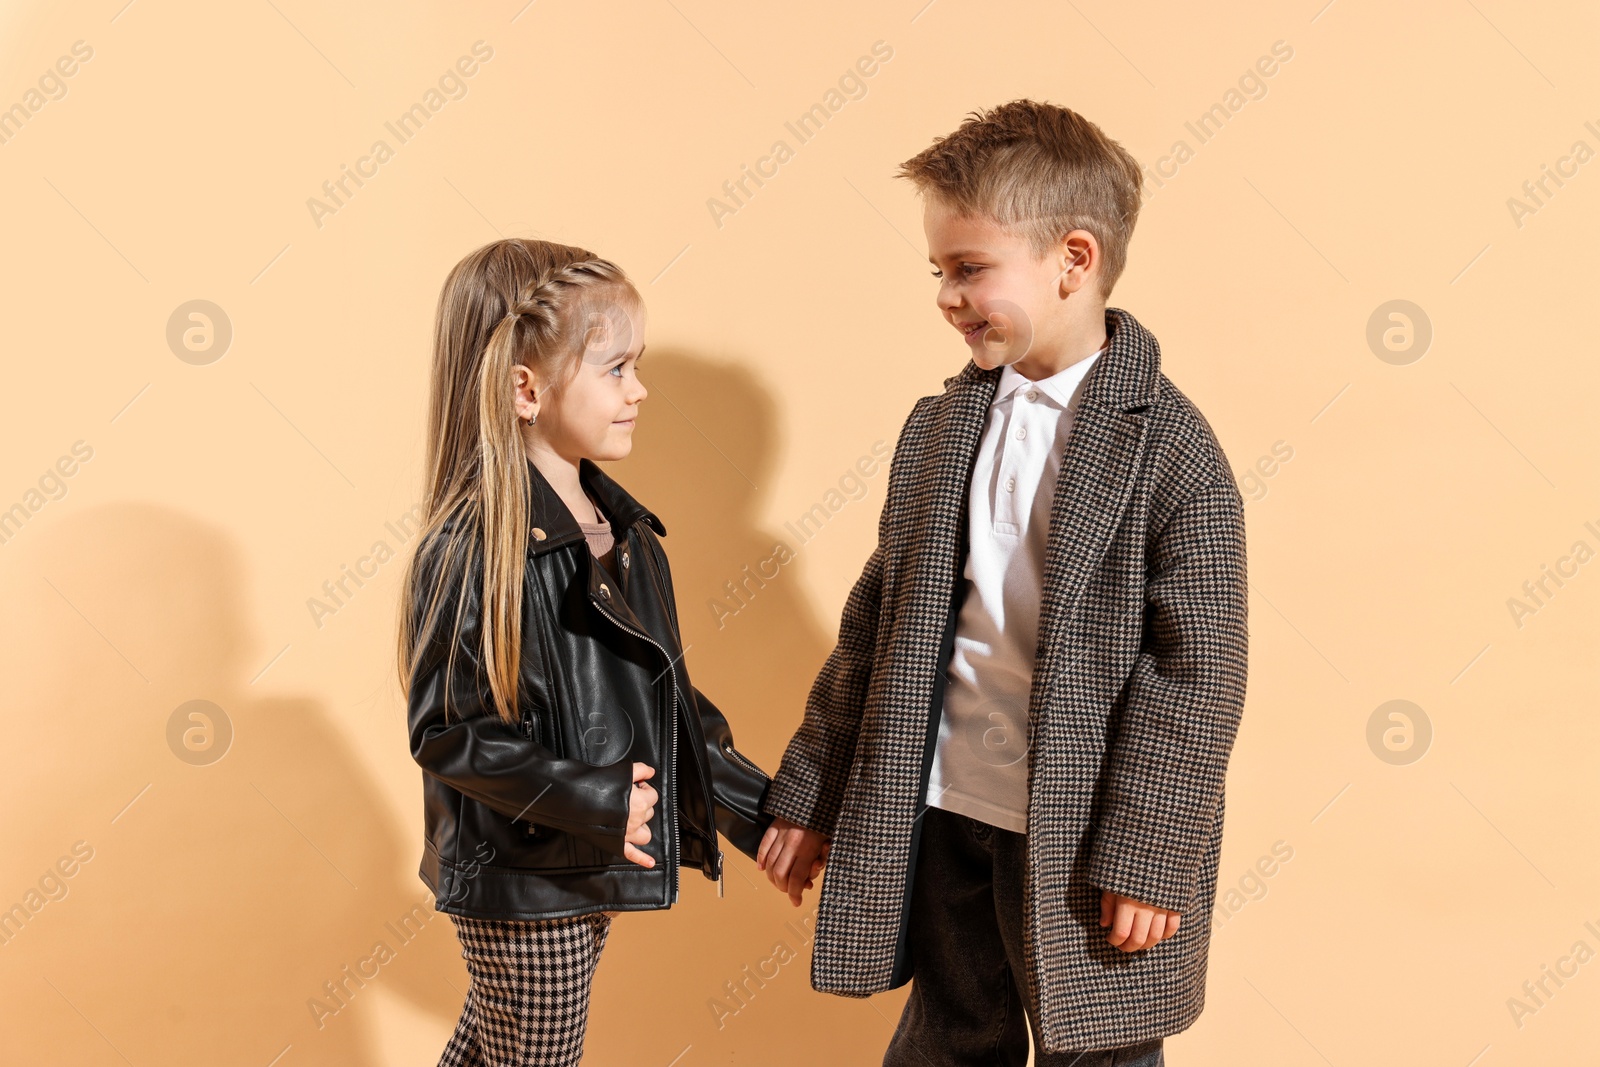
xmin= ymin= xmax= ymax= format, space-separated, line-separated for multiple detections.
xmin=755 ymin=816 xmax=830 ymax=907
xmin=1099 ymin=890 xmax=1180 ymax=952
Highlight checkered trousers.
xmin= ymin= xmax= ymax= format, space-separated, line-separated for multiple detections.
xmin=438 ymin=912 xmax=615 ymax=1067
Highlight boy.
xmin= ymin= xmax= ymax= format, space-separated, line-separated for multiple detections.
xmin=755 ymin=100 xmax=1249 ymax=1064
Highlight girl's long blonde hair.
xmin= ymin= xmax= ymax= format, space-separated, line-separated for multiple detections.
xmin=397 ymin=237 xmax=640 ymax=725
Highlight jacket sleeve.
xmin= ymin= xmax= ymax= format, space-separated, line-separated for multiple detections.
xmin=690 ymin=686 xmax=776 ymax=861
xmin=1086 ymin=477 xmax=1249 ymax=914
xmin=406 ymin=537 xmax=637 ymax=860
xmin=759 ymin=536 xmax=885 ymax=838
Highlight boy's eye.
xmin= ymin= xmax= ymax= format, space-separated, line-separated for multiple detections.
xmin=609 ymin=363 xmax=624 ymax=377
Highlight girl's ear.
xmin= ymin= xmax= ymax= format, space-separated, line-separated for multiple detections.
xmin=511 ymin=363 xmax=541 ymax=422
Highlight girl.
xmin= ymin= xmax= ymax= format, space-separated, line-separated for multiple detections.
xmin=397 ymin=238 xmax=806 ymax=1064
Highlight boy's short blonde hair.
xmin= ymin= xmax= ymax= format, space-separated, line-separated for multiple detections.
xmin=896 ymin=99 xmax=1143 ymax=297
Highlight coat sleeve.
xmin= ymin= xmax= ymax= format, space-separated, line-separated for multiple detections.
xmin=759 ymin=537 xmax=886 ymax=838
xmin=1086 ymin=477 xmax=1249 ymax=914
xmin=406 ymin=537 xmax=637 ymax=860
xmin=689 ymin=686 xmax=776 ymax=861
xmin=760 ymin=407 xmax=919 ymax=838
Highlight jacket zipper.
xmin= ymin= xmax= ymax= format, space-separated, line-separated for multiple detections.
xmin=640 ymin=531 xmax=726 ymax=889
xmin=589 ymin=587 xmax=683 ymax=905
xmin=722 ymin=738 xmax=768 ymax=778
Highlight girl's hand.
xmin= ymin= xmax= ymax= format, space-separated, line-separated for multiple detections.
xmin=624 ymin=763 xmax=658 ymax=868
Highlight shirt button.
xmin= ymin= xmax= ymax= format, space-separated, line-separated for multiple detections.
xmin=1015 ymin=427 xmax=1026 ymax=440
xmin=1005 ymin=476 xmax=1016 ymax=492
xmin=1025 ymin=389 xmax=1038 ymax=402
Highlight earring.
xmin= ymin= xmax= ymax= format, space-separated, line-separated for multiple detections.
xmin=526 ymin=412 xmax=538 ymax=427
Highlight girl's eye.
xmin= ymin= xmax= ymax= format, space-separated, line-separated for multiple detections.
xmin=609 ymin=363 xmax=624 ymax=378
xmin=930 ymin=269 xmax=943 ymax=279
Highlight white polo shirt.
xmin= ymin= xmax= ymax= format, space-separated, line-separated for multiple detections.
xmin=924 ymin=346 xmax=1104 ymax=833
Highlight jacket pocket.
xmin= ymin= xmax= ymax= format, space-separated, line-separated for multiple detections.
xmin=518 ymin=701 xmax=554 ymax=843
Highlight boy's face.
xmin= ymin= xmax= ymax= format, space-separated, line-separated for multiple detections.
xmin=923 ymin=195 xmax=1096 ymax=376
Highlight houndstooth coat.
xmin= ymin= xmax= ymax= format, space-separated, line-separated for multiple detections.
xmin=761 ymin=306 xmax=1249 ymax=1052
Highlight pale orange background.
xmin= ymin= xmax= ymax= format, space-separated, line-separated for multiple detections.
xmin=2 ymin=0 xmax=1597 ymax=1064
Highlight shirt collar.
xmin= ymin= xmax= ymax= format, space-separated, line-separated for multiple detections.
xmin=994 ymin=346 xmax=1106 ymax=409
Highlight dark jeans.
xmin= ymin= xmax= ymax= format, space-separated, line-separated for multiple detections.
xmin=883 ymin=804 xmax=1165 ymax=1067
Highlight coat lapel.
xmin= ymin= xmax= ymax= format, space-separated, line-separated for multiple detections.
xmin=927 ymin=362 xmax=1000 ymax=579
xmin=1030 ymin=307 xmax=1161 ymax=705
xmin=916 ymin=307 xmax=1161 ymax=694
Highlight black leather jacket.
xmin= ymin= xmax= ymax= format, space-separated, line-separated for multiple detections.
xmin=406 ymin=456 xmax=775 ymax=920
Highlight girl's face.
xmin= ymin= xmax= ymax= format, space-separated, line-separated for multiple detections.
xmin=519 ymin=298 xmax=648 ymax=463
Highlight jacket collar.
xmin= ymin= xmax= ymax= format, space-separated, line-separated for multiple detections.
xmin=524 ymin=455 xmax=666 ymax=556
xmin=942 ymin=306 xmax=1161 ymax=413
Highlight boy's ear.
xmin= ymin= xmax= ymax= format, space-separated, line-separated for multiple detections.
xmin=1057 ymin=229 xmax=1100 ymax=296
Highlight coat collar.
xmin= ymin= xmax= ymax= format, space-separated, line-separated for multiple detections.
xmin=524 ymin=455 xmax=666 ymax=556
xmin=941 ymin=306 xmax=1162 ymax=413
xmin=923 ymin=303 xmax=1157 ymax=663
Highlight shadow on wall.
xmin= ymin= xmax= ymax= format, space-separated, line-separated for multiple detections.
xmin=612 ymin=351 xmax=835 ymax=776
xmin=588 ymin=351 xmax=905 ymax=1064
xmin=0 ymin=352 xmax=900 ymax=1064
xmin=0 ymin=500 xmax=464 ymax=1065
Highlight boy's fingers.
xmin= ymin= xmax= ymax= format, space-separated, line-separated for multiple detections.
xmin=1108 ymin=901 xmax=1134 ymax=946
xmin=767 ymin=844 xmax=794 ymax=889
xmin=756 ymin=826 xmax=776 ymax=870
xmin=1126 ymin=908 xmax=1154 ymax=952
xmin=783 ymin=847 xmax=815 ymax=900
